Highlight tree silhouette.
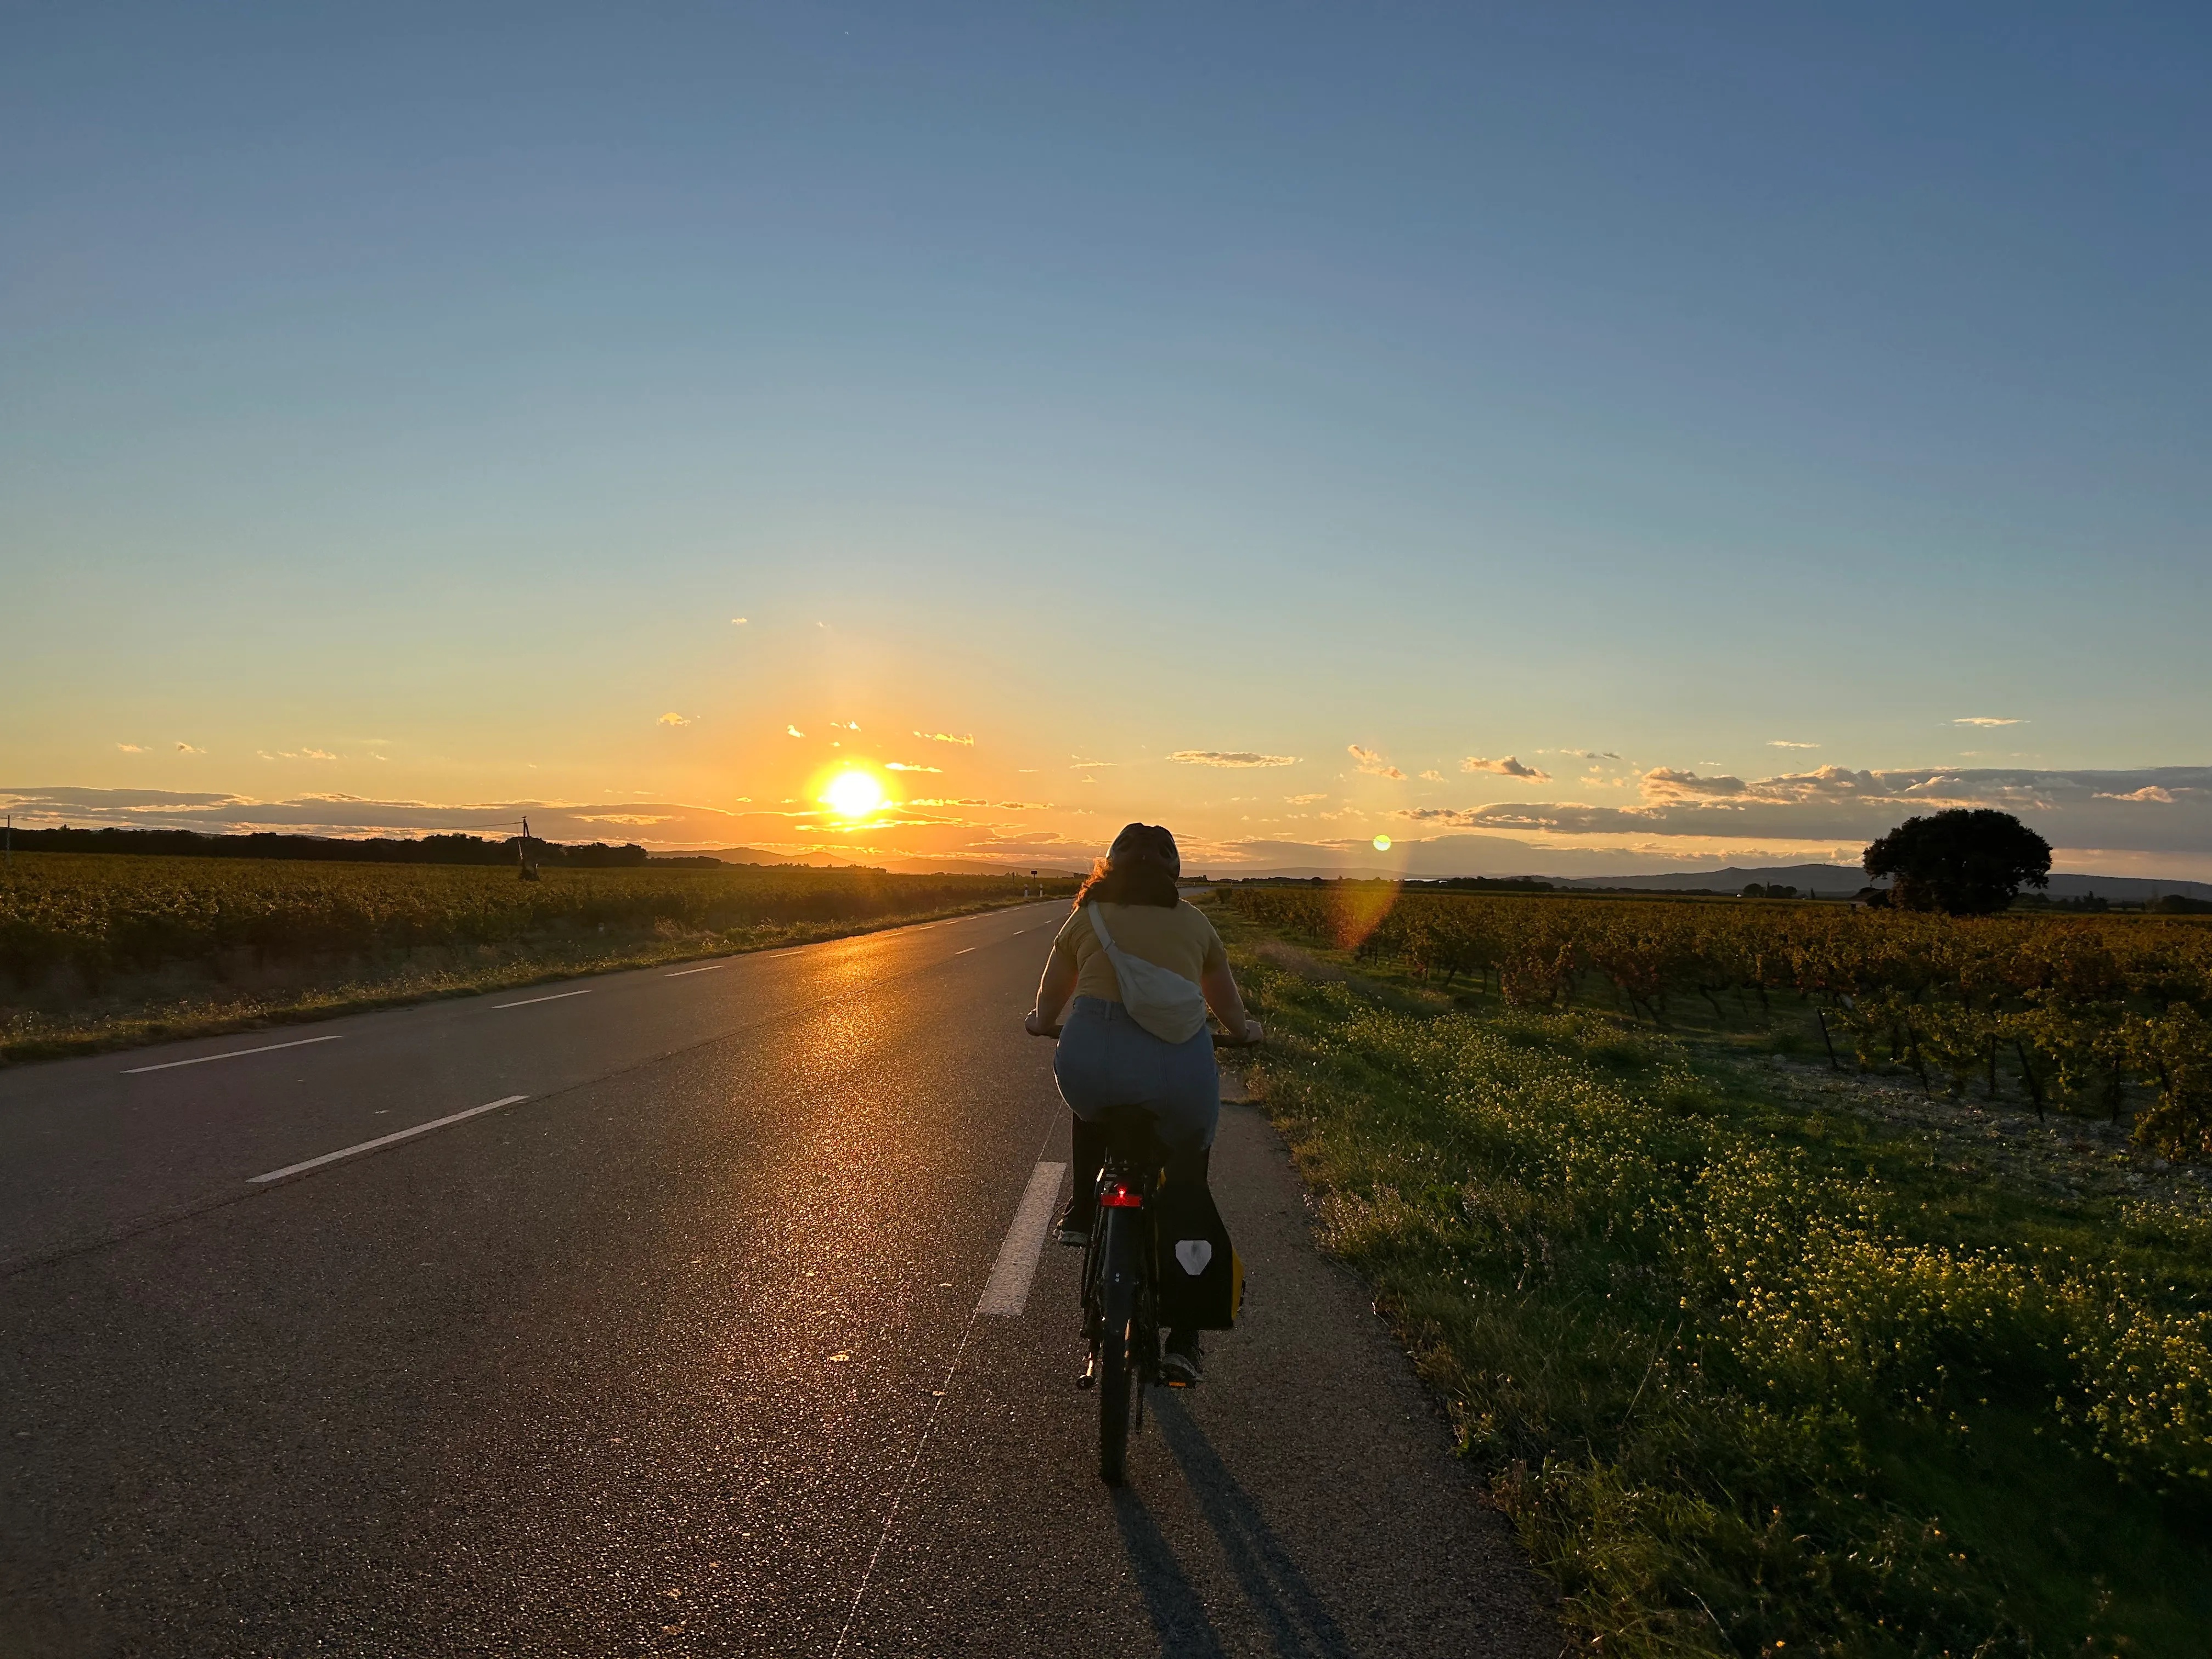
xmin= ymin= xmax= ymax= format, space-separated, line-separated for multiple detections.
xmin=1863 ymin=809 xmax=2051 ymax=915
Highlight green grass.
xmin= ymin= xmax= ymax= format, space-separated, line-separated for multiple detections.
xmin=1214 ymin=907 xmax=2212 ymax=1658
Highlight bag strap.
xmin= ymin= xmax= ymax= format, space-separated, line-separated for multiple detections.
xmin=1087 ymin=902 xmax=1117 ymax=952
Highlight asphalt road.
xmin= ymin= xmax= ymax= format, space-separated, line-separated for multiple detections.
xmin=0 ymin=902 xmax=1555 ymax=1657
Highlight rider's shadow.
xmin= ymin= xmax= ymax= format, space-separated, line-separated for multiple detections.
xmin=1111 ymin=1486 xmax=1231 ymax=1657
xmin=1118 ymin=1395 xmax=1355 ymax=1659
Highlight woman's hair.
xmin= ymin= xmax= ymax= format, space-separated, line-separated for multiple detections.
xmin=1074 ymin=822 xmax=1182 ymax=909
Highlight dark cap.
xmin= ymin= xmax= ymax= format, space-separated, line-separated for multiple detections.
xmin=1108 ymin=822 xmax=1180 ymax=874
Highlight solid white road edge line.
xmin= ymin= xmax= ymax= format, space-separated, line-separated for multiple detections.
xmin=248 ymin=1096 xmax=530 ymax=1183
xmin=976 ymin=1160 xmax=1067 ymax=1317
xmin=954 ymin=947 xmax=975 ymax=955
xmin=665 ymin=963 xmax=726 ymax=977
xmin=494 ymin=989 xmax=593 ymax=1008
xmin=122 ymin=1035 xmax=344 ymax=1075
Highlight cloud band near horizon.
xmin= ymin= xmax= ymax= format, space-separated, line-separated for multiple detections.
xmin=1394 ymin=764 xmax=2212 ymax=855
xmin=8 ymin=762 xmax=2212 ymax=877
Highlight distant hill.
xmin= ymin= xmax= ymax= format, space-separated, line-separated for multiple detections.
xmin=703 ymin=847 xmax=854 ymax=868
xmin=2041 ymin=873 xmax=2212 ymax=901
xmin=875 ymin=857 xmax=1047 ymax=877
xmin=1220 ymin=860 xmax=2212 ymax=902
xmin=697 ymin=849 xmax=1079 ymax=879
xmin=1551 ymin=864 xmax=2212 ymax=902
xmin=1551 ymin=864 xmax=1869 ymax=895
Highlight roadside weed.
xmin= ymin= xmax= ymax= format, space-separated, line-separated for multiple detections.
xmin=1232 ymin=943 xmax=2212 ymax=1656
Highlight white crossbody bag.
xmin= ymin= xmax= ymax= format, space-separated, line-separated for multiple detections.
xmin=1087 ymin=903 xmax=1211 ymax=1044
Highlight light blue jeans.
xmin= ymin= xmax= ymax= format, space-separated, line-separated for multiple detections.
xmin=1053 ymin=996 xmax=1220 ymax=1151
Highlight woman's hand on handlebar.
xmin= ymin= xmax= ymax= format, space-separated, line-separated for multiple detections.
xmin=1216 ymin=1018 xmax=1263 ymax=1047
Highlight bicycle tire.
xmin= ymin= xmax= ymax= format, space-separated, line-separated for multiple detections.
xmin=1096 ymin=1207 xmax=1140 ymax=1485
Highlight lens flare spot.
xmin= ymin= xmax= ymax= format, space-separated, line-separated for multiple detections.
xmin=1372 ymin=834 xmax=1392 ymax=852
xmin=822 ymin=771 xmax=887 ymax=820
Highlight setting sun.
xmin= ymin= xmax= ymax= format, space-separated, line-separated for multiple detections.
xmin=821 ymin=770 xmax=888 ymax=820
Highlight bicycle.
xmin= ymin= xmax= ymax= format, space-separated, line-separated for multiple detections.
xmin=1032 ymin=1023 xmax=1257 ymax=1486
xmin=1078 ymin=1103 xmax=1169 ymax=1486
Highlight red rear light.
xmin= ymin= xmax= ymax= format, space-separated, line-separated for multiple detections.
xmin=1097 ymin=1182 xmax=1142 ymax=1209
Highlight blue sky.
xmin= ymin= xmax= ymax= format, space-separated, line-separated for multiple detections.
xmin=4 ymin=5 xmax=2208 ymax=874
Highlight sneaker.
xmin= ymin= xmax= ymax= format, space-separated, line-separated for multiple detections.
xmin=1161 ymin=1329 xmax=1203 ymax=1386
xmin=1054 ymin=1197 xmax=1093 ymax=1248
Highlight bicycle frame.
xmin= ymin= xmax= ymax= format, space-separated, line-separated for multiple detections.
xmin=1078 ymin=1111 xmax=1165 ymax=1485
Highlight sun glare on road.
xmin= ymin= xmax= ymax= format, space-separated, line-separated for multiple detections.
xmin=822 ymin=770 xmax=888 ymax=820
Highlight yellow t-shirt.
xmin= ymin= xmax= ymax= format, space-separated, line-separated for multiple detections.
xmin=1053 ymin=900 xmax=1228 ymax=1005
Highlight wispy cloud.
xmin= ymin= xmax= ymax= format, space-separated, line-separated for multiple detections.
xmin=914 ymin=731 xmax=975 ymax=746
xmin=1348 ymin=744 xmax=1405 ymax=780
xmin=1419 ymin=769 xmax=1443 ymax=781
xmin=2098 ymin=786 xmax=2177 ymax=803
xmin=786 ymin=725 xmax=805 ymax=737
xmin=1954 ymin=716 xmax=2026 ymax=727
xmin=1285 ymin=793 xmax=1327 ymax=804
xmin=884 ymin=761 xmax=941 ymax=772
xmin=730 ymin=617 xmax=748 ymax=625
xmin=1559 ymin=749 xmax=1622 ymax=760
xmin=657 ymin=712 xmax=694 ymax=727
xmin=176 ymin=742 xmax=204 ymax=754
xmin=1170 ymin=751 xmax=1300 ymax=768
xmin=1768 ymin=740 xmax=1819 ymax=749
xmin=1462 ymin=755 xmax=1551 ymax=781
xmin=115 ymin=743 xmax=146 ymax=753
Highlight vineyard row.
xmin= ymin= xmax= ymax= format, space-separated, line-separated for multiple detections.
xmin=0 ymin=854 xmax=1070 ymax=993
xmin=1223 ymin=886 xmax=2212 ymax=1161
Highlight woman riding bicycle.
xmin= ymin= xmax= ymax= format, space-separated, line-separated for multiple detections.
xmin=1025 ymin=821 xmax=1261 ymax=1385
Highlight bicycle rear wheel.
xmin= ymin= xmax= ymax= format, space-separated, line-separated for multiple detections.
xmin=1094 ymin=1207 xmax=1140 ymax=1485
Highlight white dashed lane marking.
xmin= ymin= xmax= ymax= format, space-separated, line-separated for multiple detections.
xmin=248 ymin=1096 xmax=531 ymax=1184
xmin=494 ymin=990 xmax=592 ymax=1009
xmin=976 ymin=1161 xmax=1067 ymax=1317
xmin=122 ymin=1035 xmax=343 ymax=1075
